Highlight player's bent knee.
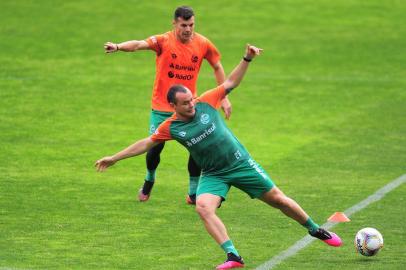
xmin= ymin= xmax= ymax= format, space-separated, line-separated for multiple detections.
xmin=195 ymin=201 xmax=214 ymax=219
xmin=195 ymin=204 xmax=208 ymax=219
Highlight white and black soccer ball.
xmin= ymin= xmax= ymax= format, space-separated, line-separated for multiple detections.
xmin=354 ymin=227 xmax=384 ymax=256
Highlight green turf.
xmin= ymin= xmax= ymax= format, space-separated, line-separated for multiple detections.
xmin=1 ymin=0 xmax=405 ymax=269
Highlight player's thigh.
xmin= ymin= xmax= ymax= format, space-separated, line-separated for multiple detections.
xmin=197 ymin=175 xmax=231 ymax=200
xmin=231 ymin=159 xmax=275 ymax=199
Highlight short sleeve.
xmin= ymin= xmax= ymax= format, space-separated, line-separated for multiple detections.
xmin=145 ymin=34 xmax=165 ymax=55
xmin=204 ymin=39 xmax=221 ymax=66
xmin=196 ymin=85 xmax=226 ymax=109
xmin=150 ymin=119 xmax=173 ymax=142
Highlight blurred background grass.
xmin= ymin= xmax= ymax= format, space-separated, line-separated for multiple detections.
xmin=0 ymin=0 xmax=405 ymax=269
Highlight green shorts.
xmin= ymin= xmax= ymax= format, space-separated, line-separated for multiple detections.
xmin=197 ymin=158 xmax=275 ymax=200
xmin=148 ymin=110 xmax=174 ymax=135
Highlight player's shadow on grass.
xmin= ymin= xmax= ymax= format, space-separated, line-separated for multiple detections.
xmin=352 ymin=257 xmax=382 ymax=263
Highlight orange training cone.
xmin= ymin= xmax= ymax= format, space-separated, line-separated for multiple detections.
xmin=328 ymin=212 xmax=351 ymax=222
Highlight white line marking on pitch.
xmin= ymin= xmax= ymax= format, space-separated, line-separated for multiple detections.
xmin=255 ymin=174 xmax=406 ymax=270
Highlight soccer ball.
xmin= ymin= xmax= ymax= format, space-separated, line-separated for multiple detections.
xmin=354 ymin=227 xmax=384 ymax=256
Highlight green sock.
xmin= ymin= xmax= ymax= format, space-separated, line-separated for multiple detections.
xmin=145 ymin=169 xmax=156 ymax=182
xmin=188 ymin=176 xmax=199 ymax=195
xmin=302 ymin=217 xmax=320 ymax=234
xmin=220 ymin=240 xmax=239 ymax=257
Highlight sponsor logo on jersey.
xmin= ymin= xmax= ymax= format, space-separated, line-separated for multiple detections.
xmin=175 ymin=74 xmax=193 ymax=80
xmin=171 ymin=53 xmax=177 ymax=59
xmin=167 ymin=71 xmax=194 ymax=80
xmin=179 ymin=131 xmax=186 ymax=137
xmin=169 ymin=63 xmax=196 ymax=71
xmin=200 ymin=113 xmax=210 ymax=124
xmin=185 ymin=123 xmax=216 ymax=147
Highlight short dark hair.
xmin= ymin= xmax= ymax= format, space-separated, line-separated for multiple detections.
xmin=174 ymin=6 xmax=194 ymax=20
xmin=167 ymin=84 xmax=187 ymax=104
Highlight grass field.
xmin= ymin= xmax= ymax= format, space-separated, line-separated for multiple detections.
xmin=1 ymin=0 xmax=405 ymax=269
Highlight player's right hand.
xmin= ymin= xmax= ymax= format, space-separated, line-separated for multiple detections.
xmin=104 ymin=42 xmax=119 ymax=53
xmin=95 ymin=156 xmax=116 ymax=171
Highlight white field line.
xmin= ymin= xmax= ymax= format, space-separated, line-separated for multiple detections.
xmin=255 ymin=174 xmax=406 ymax=270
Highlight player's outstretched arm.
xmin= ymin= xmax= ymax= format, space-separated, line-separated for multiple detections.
xmin=212 ymin=61 xmax=226 ymax=86
xmin=104 ymin=40 xmax=150 ymax=53
xmin=95 ymin=137 xmax=159 ymax=171
xmin=222 ymin=44 xmax=263 ymax=92
xmin=211 ymin=61 xmax=232 ymax=119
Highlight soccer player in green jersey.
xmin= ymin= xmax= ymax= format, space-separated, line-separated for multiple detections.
xmin=95 ymin=45 xmax=342 ymax=269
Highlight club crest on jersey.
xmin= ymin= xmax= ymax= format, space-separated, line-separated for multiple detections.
xmin=200 ymin=113 xmax=210 ymax=124
xmin=191 ymin=55 xmax=199 ymax=63
xmin=178 ymin=131 xmax=186 ymax=137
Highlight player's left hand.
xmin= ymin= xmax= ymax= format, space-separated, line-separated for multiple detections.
xmin=221 ymin=97 xmax=232 ymax=120
xmin=245 ymin=44 xmax=263 ymax=59
xmin=95 ymin=156 xmax=116 ymax=172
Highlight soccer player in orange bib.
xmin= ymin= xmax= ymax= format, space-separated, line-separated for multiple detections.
xmin=104 ymin=6 xmax=230 ymax=204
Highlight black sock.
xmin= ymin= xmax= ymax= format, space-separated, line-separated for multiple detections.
xmin=142 ymin=180 xmax=154 ymax=195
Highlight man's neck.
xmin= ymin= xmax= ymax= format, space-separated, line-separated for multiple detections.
xmin=176 ymin=113 xmax=194 ymax=122
xmin=174 ymin=32 xmax=193 ymax=44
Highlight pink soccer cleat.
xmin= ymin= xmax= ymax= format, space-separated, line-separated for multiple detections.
xmin=138 ymin=180 xmax=154 ymax=202
xmin=323 ymin=232 xmax=342 ymax=247
xmin=138 ymin=188 xmax=150 ymax=202
xmin=216 ymin=253 xmax=245 ymax=269
xmin=310 ymin=228 xmax=343 ymax=247
xmin=186 ymin=194 xmax=196 ymax=205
